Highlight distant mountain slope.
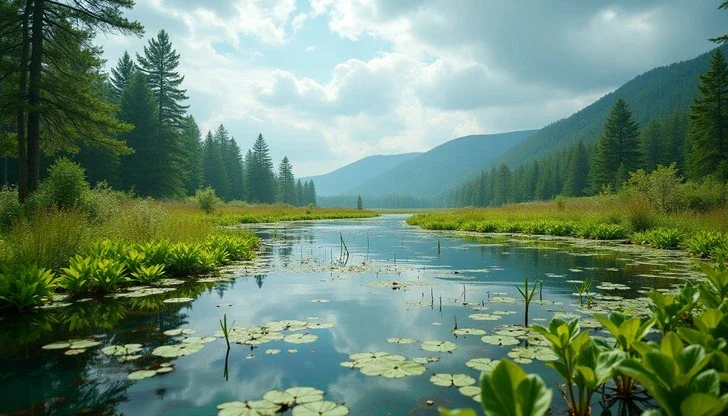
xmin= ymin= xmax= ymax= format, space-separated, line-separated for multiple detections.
xmin=349 ymin=130 xmax=536 ymax=198
xmin=301 ymin=152 xmax=421 ymax=196
xmin=493 ymin=45 xmax=728 ymax=168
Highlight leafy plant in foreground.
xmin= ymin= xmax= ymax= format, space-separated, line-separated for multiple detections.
xmin=0 ymin=265 xmax=57 ymax=312
xmin=533 ymin=318 xmax=624 ymax=416
xmin=91 ymin=259 xmax=128 ymax=293
xmin=131 ymin=264 xmax=165 ymax=285
xmin=61 ymin=255 xmax=95 ymax=296
xmin=648 ymin=283 xmax=700 ymax=334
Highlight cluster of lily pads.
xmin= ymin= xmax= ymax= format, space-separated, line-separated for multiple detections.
xmin=212 ymin=319 xmax=334 ymax=347
xmin=217 ymin=387 xmax=349 ymax=416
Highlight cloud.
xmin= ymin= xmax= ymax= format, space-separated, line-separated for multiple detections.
xmin=305 ymin=45 xmax=316 ymax=52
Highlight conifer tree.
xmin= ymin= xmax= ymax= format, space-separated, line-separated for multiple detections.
xmin=295 ymin=179 xmax=304 ymax=206
xmin=640 ymin=120 xmax=663 ymax=172
xmin=243 ymin=149 xmax=255 ymax=202
xmin=357 ymin=195 xmax=364 ymax=210
xmin=563 ymin=140 xmax=590 ymax=196
xmin=592 ymin=98 xmax=642 ymax=190
xmin=180 ymin=116 xmax=203 ymax=195
xmin=202 ymin=131 xmax=227 ymax=196
xmin=110 ymin=51 xmax=136 ymax=100
xmin=117 ymin=73 xmax=159 ymax=196
xmin=136 ymin=30 xmax=189 ymax=131
xmin=492 ymin=164 xmax=511 ymax=206
xmin=250 ymin=134 xmax=275 ymax=203
xmin=277 ymin=156 xmax=296 ymax=205
xmin=687 ymin=49 xmax=728 ymax=180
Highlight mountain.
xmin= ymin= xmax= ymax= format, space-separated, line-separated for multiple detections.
xmin=300 ymin=152 xmax=421 ymax=196
xmin=492 ymin=45 xmax=728 ymax=169
xmin=348 ymin=130 xmax=536 ymax=199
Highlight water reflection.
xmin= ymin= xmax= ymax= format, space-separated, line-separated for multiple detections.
xmin=0 ymin=215 xmax=695 ymax=415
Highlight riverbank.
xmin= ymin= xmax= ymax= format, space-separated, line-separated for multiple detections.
xmin=407 ymin=195 xmax=728 ymax=260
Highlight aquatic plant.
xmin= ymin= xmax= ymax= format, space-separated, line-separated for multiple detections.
xmin=91 ymin=258 xmax=129 ymax=293
xmin=685 ymin=231 xmax=728 ymax=258
xmin=167 ymin=242 xmax=215 ymax=275
xmin=0 ymin=264 xmax=56 ymax=312
xmin=61 ymin=255 xmax=95 ymax=296
xmin=130 ymin=264 xmax=165 ymax=284
xmin=648 ymin=282 xmax=699 ymax=334
xmin=574 ymin=278 xmax=592 ymax=306
xmin=516 ymin=275 xmax=538 ymax=327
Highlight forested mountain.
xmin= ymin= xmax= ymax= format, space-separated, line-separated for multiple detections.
xmin=347 ymin=131 xmax=536 ymax=199
xmin=492 ymin=45 xmax=728 ymax=169
xmin=300 ymin=152 xmax=421 ymax=196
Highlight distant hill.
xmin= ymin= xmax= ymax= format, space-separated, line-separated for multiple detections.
xmin=492 ymin=45 xmax=728 ymax=168
xmin=301 ymin=153 xmax=421 ymax=196
xmin=348 ymin=130 xmax=536 ymax=198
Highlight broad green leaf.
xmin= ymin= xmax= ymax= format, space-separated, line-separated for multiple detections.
xmin=481 ymin=360 xmax=526 ymax=416
xmin=516 ymin=374 xmax=553 ymax=416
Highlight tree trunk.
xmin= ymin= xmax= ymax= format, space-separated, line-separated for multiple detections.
xmin=26 ymin=0 xmax=43 ymax=195
xmin=16 ymin=0 xmax=31 ymax=202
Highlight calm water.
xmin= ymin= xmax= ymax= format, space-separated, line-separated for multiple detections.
xmin=0 ymin=214 xmax=696 ymax=416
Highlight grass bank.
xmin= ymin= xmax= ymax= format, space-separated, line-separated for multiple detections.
xmin=407 ymin=195 xmax=728 ymax=260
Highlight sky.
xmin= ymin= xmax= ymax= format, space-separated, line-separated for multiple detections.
xmin=96 ymin=0 xmax=727 ymax=177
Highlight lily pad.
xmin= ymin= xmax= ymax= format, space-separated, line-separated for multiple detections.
xmin=310 ymin=299 xmax=330 ymax=303
xmin=265 ymin=349 xmax=281 ymax=355
xmin=42 ymin=341 xmax=71 ymax=350
xmin=412 ymin=357 xmax=439 ymax=364
xmin=217 ymin=400 xmax=280 ymax=416
xmin=64 ymin=349 xmax=86 ymax=355
xmin=306 ymin=322 xmax=335 ymax=329
xmin=386 ymin=337 xmax=416 ymax=344
xmin=102 ymin=344 xmax=143 ymax=356
xmin=459 ymin=385 xmax=482 ymax=402
xmin=430 ymin=373 xmax=475 ymax=387
xmin=360 ymin=361 xmax=426 ymax=378
xmin=480 ymin=335 xmax=519 ymax=346
xmin=181 ymin=336 xmax=217 ymax=344
xmin=421 ymin=340 xmax=457 ymax=352
xmin=292 ymin=401 xmax=349 ymax=416
xmin=128 ymin=370 xmax=157 ymax=380
xmin=163 ymin=297 xmax=194 ymax=303
xmin=452 ymin=328 xmax=486 ymax=336
xmin=264 ymin=387 xmax=324 ymax=406
xmin=465 ymin=358 xmax=499 ymax=372
xmin=163 ymin=328 xmax=196 ymax=336
xmin=468 ymin=313 xmax=501 ymax=321
xmin=152 ymin=343 xmax=204 ymax=357
xmin=283 ymin=334 xmax=318 ymax=344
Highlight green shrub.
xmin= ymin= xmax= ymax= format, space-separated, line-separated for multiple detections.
xmin=195 ymin=187 xmax=220 ymax=214
xmin=685 ymin=231 xmax=728 ymax=258
xmin=0 ymin=265 xmax=56 ymax=312
xmin=524 ymin=220 xmax=549 ymax=235
xmin=167 ymin=242 xmax=214 ymax=275
xmin=131 ymin=264 xmax=165 ymax=285
xmin=103 ymin=200 xmax=166 ymax=241
xmin=91 ymin=259 xmax=128 ymax=293
xmin=627 ymin=164 xmax=685 ymax=213
xmin=590 ymin=224 xmax=627 ymax=240
xmin=205 ymin=234 xmax=256 ymax=261
xmin=497 ymin=222 xmax=522 ymax=233
xmin=39 ymin=158 xmax=90 ymax=211
xmin=645 ymin=227 xmax=684 ymax=249
xmin=137 ymin=240 xmax=170 ymax=266
xmin=0 ymin=186 xmax=22 ymax=233
xmin=546 ymin=221 xmax=575 ymax=236
xmin=682 ymin=177 xmax=727 ymax=212
xmin=624 ymin=196 xmax=656 ymax=232
xmin=60 ymin=255 xmax=95 ymax=296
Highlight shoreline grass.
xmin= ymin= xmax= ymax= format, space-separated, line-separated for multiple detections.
xmin=407 ymin=195 xmax=728 ymax=260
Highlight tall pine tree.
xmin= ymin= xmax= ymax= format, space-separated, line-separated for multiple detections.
xmin=202 ymin=131 xmax=227 ymax=196
xmin=180 ymin=116 xmax=203 ymax=195
xmin=687 ymin=49 xmax=728 ymax=180
xmin=110 ymin=51 xmax=136 ymax=100
xmin=640 ymin=120 xmax=663 ymax=172
xmin=563 ymin=140 xmax=590 ymax=196
xmin=277 ymin=156 xmax=296 ymax=205
xmin=592 ymin=98 xmax=642 ymax=190
xmin=249 ymin=134 xmax=275 ymax=203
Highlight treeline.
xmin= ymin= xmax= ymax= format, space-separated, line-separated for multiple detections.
xmin=318 ymin=194 xmax=433 ymax=209
xmin=0 ymin=3 xmax=315 ymax=206
xmin=453 ymin=48 xmax=728 ymax=208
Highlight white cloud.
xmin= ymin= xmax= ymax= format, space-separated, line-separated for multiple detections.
xmin=305 ymin=45 xmax=316 ymax=52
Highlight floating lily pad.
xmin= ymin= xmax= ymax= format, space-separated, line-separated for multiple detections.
xmin=265 ymin=349 xmax=281 ymax=355
xmin=465 ymin=358 xmax=499 ymax=372
xmin=421 ymin=341 xmax=457 ymax=352
xmin=42 ymin=341 xmax=71 ymax=350
xmin=292 ymin=401 xmax=349 ymax=416
xmin=288 ymin=349 xmax=298 ymax=353
xmin=64 ymin=349 xmax=86 ymax=355
xmin=264 ymin=387 xmax=324 ymax=406
xmin=163 ymin=328 xmax=196 ymax=336
xmin=459 ymin=385 xmax=482 ymax=402
xmin=412 ymin=356 xmax=439 ymax=364
xmin=152 ymin=343 xmax=204 ymax=357
xmin=360 ymin=361 xmax=426 ymax=378
xmin=386 ymin=337 xmax=416 ymax=344
xmin=163 ymin=297 xmax=194 ymax=303
xmin=480 ymin=335 xmax=519 ymax=346
xmin=119 ymin=355 xmax=142 ymax=362
xmin=349 ymin=352 xmax=405 ymax=367
xmin=182 ymin=336 xmax=216 ymax=344
xmin=128 ymin=370 xmax=157 ymax=380
xmin=468 ymin=313 xmax=501 ymax=321
xmin=283 ymin=334 xmax=318 ymax=344
xmin=430 ymin=373 xmax=475 ymax=387
xmin=452 ymin=328 xmax=486 ymax=336
xmin=310 ymin=299 xmax=330 ymax=303
xmin=217 ymin=400 xmax=280 ymax=416
xmin=102 ymin=344 xmax=143 ymax=356
xmin=306 ymin=322 xmax=335 ymax=329
xmin=156 ymin=366 xmax=174 ymax=373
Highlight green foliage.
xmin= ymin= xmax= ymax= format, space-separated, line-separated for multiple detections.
xmin=516 ymin=276 xmax=538 ymax=327
xmin=697 ymin=261 xmax=728 ymax=308
xmin=39 ymin=158 xmax=90 ymax=210
xmin=685 ymin=232 xmax=728 ymax=258
xmin=479 ymin=360 xmax=552 ymax=416
xmin=0 ymin=265 xmax=56 ymax=312
xmin=533 ymin=319 xmax=624 ymax=416
xmin=627 ymin=164 xmax=685 ymax=213
xmin=648 ymin=283 xmax=700 ymax=334
xmin=618 ymin=333 xmax=728 ymax=416
xmin=60 ymin=255 xmax=95 ymax=296
xmin=196 ymin=187 xmax=220 ymax=214
xmin=91 ymin=259 xmax=128 ymax=293
xmin=167 ymin=242 xmax=215 ymax=276
xmin=131 ymin=264 xmax=165 ymax=285
xmin=592 ymin=98 xmax=642 ymax=191
xmin=631 ymin=227 xmax=684 ymax=249
xmin=0 ymin=186 xmax=22 ymax=233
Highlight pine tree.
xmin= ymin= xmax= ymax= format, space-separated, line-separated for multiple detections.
xmin=307 ymin=181 xmax=317 ymax=206
xmin=356 ymin=195 xmax=364 ymax=210
xmin=243 ymin=150 xmax=254 ymax=202
xmin=202 ymin=131 xmax=227 ymax=196
xmin=117 ymin=73 xmax=159 ymax=196
xmin=277 ymin=156 xmax=296 ymax=205
xmin=492 ymin=164 xmax=511 ymax=206
xmin=110 ymin=51 xmax=136 ymax=100
xmin=180 ymin=116 xmax=203 ymax=195
xmin=136 ymin=30 xmax=189 ymax=131
xmin=592 ymin=98 xmax=642 ymax=190
xmin=662 ymin=112 xmax=689 ymax=172
xmin=295 ymin=179 xmax=304 ymax=206
xmin=687 ymin=49 xmax=728 ymax=180
xmin=563 ymin=140 xmax=590 ymax=197
xmin=212 ymin=125 xmax=233 ymax=199
xmin=250 ymin=134 xmax=275 ymax=203
xmin=641 ymin=120 xmax=663 ymax=172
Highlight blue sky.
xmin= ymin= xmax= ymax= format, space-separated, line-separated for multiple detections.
xmin=97 ymin=0 xmax=727 ymax=177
